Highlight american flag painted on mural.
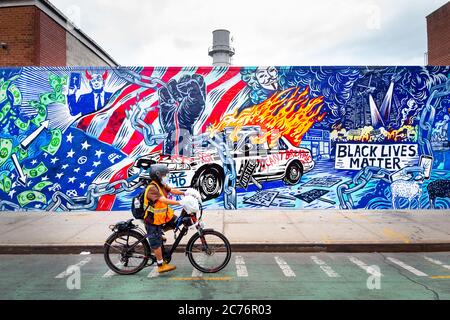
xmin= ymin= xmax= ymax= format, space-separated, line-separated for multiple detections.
xmin=73 ymin=66 xmax=248 ymax=210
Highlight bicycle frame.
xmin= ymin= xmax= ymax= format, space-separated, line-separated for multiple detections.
xmin=117 ymin=211 xmax=206 ymax=266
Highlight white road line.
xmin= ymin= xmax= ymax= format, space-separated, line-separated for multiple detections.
xmin=55 ymin=257 xmax=92 ymax=279
xmin=102 ymin=263 xmax=122 ymax=278
xmin=387 ymin=257 xmax=428 ymax=277
xmin=424 ymin=256 xmax=450 ymax=271
xmin=274 ymin=257 xmax=296 ymax=277
xmin=311 ymin=256 xmax=340 ymax=278
xmin=102 ymin=270 xmax=116 ymax=278
xmin=348 ymin=256 xmax=383 ymax=277
xmin=192 ymin=255 xmax=205 ymax=277
xmin=148 ymin=266 xmax=159 ymax=278
xmin=235 ymin=255 xmax=248 ymax=277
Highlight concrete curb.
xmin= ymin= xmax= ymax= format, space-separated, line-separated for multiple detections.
xmin=2 ymin=243 xmax=450 ymax=254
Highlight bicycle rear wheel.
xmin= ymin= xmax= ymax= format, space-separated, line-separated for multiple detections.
xmin=104 ymin=230 xmax=151 ymax=275
xmin=186 ymin=230 xmax=232 ymax=273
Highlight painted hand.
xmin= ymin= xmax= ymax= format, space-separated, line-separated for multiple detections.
xmin=158 ymin=74 xmax=206 ymax=156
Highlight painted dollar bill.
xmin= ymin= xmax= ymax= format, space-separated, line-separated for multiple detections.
xmin=14 ymin=118 xmax=30 ymax=131
xmin=32 ymin=181 xmax=53 ymax=191
xmin=41 ymin=129 xmax=62 ymax=155
xmin=0 ymin=78 xmax=21 ymax=105
xmin=28 ymin=74 xmax=67 ymax=127
xmin=0 ymin=176 xmax=12 ymax=193
xmin=12 ymin=146 xmax=28 ymax=161
xmin=0 ymin=138 xmax=13 ymax=166
xmin=23 ymin=162 xmax=48 ymax=179
xmin=17 ymin=191 xmax=47 ymax=207
xmin=30 ymin=103 xmax=47 ymax=127
xmin=0 ymin=102 xmax=11 ymax=122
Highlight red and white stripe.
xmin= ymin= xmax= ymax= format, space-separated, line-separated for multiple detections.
xmin=87 ymin=67 xmax=248 ymax=210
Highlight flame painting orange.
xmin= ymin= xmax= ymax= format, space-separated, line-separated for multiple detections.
xmin=208 ymin=87 xmax=326 ymax=146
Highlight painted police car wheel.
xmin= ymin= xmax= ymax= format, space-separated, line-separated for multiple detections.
xmin=283 ymin=162 xmax=303 ymax=185
xmin=197 ymin=167 xmax=224 ymax=200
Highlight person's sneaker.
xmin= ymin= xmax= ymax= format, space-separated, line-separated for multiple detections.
xmin=158 ymin=263 xmax=176 ymax=274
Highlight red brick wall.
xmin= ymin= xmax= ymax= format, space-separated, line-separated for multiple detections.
xmin=36 ymin=9 xmax=66 ymax=66
xmin=427 ymin=2 xmax=450 ymax=65
xmin=0 ymin=6 xmax=66 ymax=66
xmin=0 ymin=6 xmax=37 ymax=66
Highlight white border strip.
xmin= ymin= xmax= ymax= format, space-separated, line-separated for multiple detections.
xmin=387 ymin=257 xmax=428 ymax=277
xmin=274 ymin=256 xmax=296 ymax=277
xmin=311 ymin=256 xmax=340 ymax=278
xmin=235 ymin=255 xmax=249 ymax=277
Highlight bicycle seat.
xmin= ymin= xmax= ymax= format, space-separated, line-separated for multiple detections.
xmin=111 ymin=219 xmax=137 ymax=232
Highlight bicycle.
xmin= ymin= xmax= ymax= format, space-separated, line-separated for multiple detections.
xmin=103 ymin=199 xmax=232 ymax=275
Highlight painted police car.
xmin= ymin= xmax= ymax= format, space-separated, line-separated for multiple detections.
xmin=129 ymin=127 xmax=315 ymax=200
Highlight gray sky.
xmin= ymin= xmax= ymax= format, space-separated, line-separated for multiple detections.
xmin=51 ymin=0 xmax=449 ymax=66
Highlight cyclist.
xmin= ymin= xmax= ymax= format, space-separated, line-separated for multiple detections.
xmin=143 ymin=164 xmax=186 ymax=274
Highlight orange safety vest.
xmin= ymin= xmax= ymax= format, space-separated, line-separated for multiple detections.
xmin=143 ymin=181 xmax=174 ymax=225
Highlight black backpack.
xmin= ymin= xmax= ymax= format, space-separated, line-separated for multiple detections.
xmin=131 ymin=187 xmax=152 ymax=219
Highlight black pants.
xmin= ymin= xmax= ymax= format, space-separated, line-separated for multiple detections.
xmin=145 ymin=216 xmax=177 ymax=249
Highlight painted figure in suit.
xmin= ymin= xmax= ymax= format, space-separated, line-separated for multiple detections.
xmin=67 ymin=71 xmax=112 ymax=117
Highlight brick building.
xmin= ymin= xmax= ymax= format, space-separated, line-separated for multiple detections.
xmin=427 ymin=1 xmax=450 ymax=65
xmin=0 ymin=0 xmax=117 ymax=66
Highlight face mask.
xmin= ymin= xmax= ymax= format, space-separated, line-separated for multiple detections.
xmin=161 ymin=176 xmax=169 ymax=185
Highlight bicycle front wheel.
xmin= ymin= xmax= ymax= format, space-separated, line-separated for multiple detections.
xmin=186 ymin=230 xmax=232 ymax=273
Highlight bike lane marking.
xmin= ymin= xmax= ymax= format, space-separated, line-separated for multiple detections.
xmin=148 ymin=266 xmax=159 ymax=278
xmin=274 ymin=256 xmax=296 ymax=277
xmin=348 ymin=256 xmax=383 ymax=277
xmin=235 ymin=255 xmax=248 ymax=277
xmin=102 ymin=263 xmax=123 ymax=278
xmin=191 ymin=255 xmax=205 ymax=278
xmin=311 ymin=256 xmax=340 ymax=278
xmin=170 ymin=277 xmax=232 ymax=281
xmin=430 ymin=275 xmax=450 ymax=279
xmin=102 ymin=270 xmax=115 ymax=278
xmin=54 ymin=257 xmax=92 ymax=279
xmin=423 ymin=256 xmax=450 ymax=271
xmin=386 ymin=257 xmax=428 ymax=277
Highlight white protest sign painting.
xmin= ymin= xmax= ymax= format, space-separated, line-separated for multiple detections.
xmin=335 ymin=144 xmax=419 ymax=171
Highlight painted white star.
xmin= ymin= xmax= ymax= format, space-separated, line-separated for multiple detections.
xmin=68 ymin=177 xmax=77 ymax=183
xmin=85 ymin=170 xmax=95 ymax=177
xmin=74 ymin=168 xmax=81 ymax=173
xmin=62 ymin=164 xmax=69 ymax=170
xmin=41 ymin=176 xmax=49 ymax=181
xmin=95 ymin=149 xmax=105 ymax=159
xmin=67 ymin=149 xmax=75 ymax=158
xmin=43 ymin=153 xmax=49 ymax=158
xmin=10 ymin=173 xmax=15 ymax=179
xmin=27 ymin=180 xmax=32 ymax=187
xmin=8 ymin=190 xmax=16 ymax=199
xmin=66 ymin=133 xmax=74 ymax=143
xmin=81 ymin=141 xmax=91 ymax=150
xmin=93 ymin=161 xmax=101 ymax=168
xmin=50 ymin=157 xmax=59 ymax=164
xmin=31 ymin=159 xmax=37 ymax=165
xmin=79 ymin=182 xmax=87 ymax=189
xmin=11 ymin=182 xmax=17 ymax=189
xmin=56 ymin=172 xmax=64 ymax=179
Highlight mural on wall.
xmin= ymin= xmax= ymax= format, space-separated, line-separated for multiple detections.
xmin=0 ymin=66 xmax=450 ymax=212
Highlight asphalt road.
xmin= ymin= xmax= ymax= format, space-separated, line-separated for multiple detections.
xmin=1 ymin=252 xmax=450 ymax=300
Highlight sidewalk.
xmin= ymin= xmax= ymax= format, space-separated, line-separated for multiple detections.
xmin=1 ymin=209 xmax=450 ymax=253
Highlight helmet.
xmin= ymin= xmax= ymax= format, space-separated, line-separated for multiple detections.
xmin=149 ymin=164 xmax=169 ymax=181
